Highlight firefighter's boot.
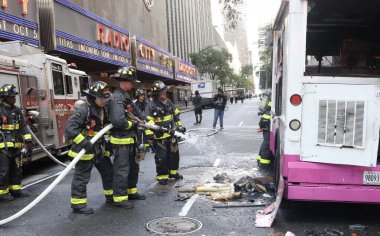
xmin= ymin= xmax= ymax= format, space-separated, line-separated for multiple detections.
xmin=11 ymin=190 xmax=30 ymax=198
xmin=73 ymin=207 xmax=94 ymax=214
xmin=169 ymin=173 xmax=183 ymax=181
xmin=0 ymin=193 xmax=14 ymax=202
xmin=105 ymin=195 xmax=114 ymax=204
xmin=199 ymin=115 xmax=202 ymax=124
xmin=128 ymin=193 xmax=146 ymax=200
xmin=158 ymin=179 xmax=168 ymax=185
xmin=114 ymin=201 xmax=134 ymax=209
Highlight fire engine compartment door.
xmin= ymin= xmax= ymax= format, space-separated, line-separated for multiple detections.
xmin=301 ymin=83 xmax=380 ymax=167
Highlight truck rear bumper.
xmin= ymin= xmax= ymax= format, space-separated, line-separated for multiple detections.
xmin=285 ymin=181 xmax=380 ymax=203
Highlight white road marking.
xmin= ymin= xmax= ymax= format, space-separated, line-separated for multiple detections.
xmin=213 ymin=158 xmax=221 ymax=167
xmin=178 ymin=194 xmax=199 ymax=216
xmin=239 ymin=121 xmax=244 ymax=127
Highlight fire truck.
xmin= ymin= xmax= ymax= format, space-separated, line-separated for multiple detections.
xmin=0 ymin=41 xmax=90 ymax=162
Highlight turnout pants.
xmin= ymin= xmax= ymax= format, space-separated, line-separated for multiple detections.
xmin=153 ymin=137 xmax=180 ymax=180
xmin=71 ymin=151 xmax=113 ymax=209
xmin=112 ymin=144 xmax=140 ymax=202
xmin=0 ymin=148 xmax=23 ymax=195
xmin=258 ymin=130 xmax=273 ymax=165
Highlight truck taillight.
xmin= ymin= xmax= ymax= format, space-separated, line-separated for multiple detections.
xmin=290 ymin=94 xmax=302 ymax=106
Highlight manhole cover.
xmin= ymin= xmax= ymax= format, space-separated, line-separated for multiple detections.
xmin=146 ymin=217 xmax=202 ymax=235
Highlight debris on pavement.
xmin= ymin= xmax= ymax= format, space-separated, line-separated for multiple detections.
xmin=175 ymin=193 xmax=194 ymax=201
xmin=285 ymin=232 xmax=296 ymax=236
xmin=234 ymin=176 xmax=256 ymax=193
xmin=195 ymin=183 xmax=231 ymax=193
xmin=213 ymin=173 xmax=232 ymax=183
xmin=212 ymin=203 xmax=266 ymax=208
xmin=211 ymin=192 xmax=242 ymax=201
xmin=349 ymin=224 xmax=368 ymax=235
xmin=306 ymin=229 xmax=344 ymax=236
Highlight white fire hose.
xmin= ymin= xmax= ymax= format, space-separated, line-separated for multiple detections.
xmin=0 ymin=124 xmax=113 ymax=226
xmin=26 ymin=126 xmax=69 ymax=168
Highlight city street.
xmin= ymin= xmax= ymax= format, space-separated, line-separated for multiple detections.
xmin=0 ymin=99 xmax=378 ymax=236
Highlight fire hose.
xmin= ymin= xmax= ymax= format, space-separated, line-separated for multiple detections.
xmin=0 ymin=119 xmax=186 ymax=225
xmin=26 ymin=126 xmax=69 ymax=168
xmin=0 ymin=124 xmax=113 ymax=226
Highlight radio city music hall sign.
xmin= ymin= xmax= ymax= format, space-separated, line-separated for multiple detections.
xmin=96 ymin=23 xmax=130 ymax=52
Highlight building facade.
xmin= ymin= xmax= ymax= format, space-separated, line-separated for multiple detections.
xmin=224 ymin=0 xmax=250 ymax=67
xmin=166 ymin=0 xmax=224 ymax=63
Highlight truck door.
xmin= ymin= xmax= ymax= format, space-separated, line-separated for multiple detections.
xmin=301 ymin=83 xmax=380 ymax=167
xmin=51 ymin=63 xmax=68 ymax=148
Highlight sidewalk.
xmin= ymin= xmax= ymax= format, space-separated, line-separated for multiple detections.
xmin=178 ymin=106 xmax=194 ymax=113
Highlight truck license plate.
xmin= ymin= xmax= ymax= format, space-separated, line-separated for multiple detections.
xmin=363 ymin=171 xmax=380 ymax=185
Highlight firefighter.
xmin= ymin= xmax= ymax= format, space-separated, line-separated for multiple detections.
xmin=134 ymin=88 xmax=148 ymax=113
xmin=64 ymin=81 xmax=114 ymax=214
xmin=0 ymin=84 xmax=32 ymax=201
xmin=145 ymin=81 xmax=186 ymax=185
xmin=108 ymin=66 xmax=146 ymax=209
xmin=257 ymin=98 xmax=274 ymax=166
xmin=134 ymin=89 xmax=150 ymax=165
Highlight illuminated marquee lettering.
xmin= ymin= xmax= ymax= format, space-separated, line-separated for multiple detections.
xmin=96 ymin=23 xmax=130 ymax=52
xmin=18 ymin=0 xmax=28 ymax=15
xmin=2 ymin=0 xmax=29 ymax=15
xmin=138 ymin=43 xmax=154 ymax=61
xmin=179 ymin=62 xmax=196 ymax=76
xmin=2 ymin=0 xmax=7 ymax=8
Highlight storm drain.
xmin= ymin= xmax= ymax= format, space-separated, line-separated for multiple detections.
xmin=146 ymin=217 xmax=202 ymax=235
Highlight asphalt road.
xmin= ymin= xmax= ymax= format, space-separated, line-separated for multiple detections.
xmin=0 ymin=98 xmax=379 ymax=236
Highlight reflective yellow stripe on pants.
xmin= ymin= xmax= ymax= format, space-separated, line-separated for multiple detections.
xmin=127 ymin=188 xmax=138 ymax=195
xmin=259 ymin=158 xmax=271 ymax=164
xmin=104 ymin=190 xmax=113 ymax=196
xmin=9 ymin=185 xmax=21 ymax=190
xmin=113 ymin=195 xmax=128 ymax=202
xmin=71 ymin=198 xmax=87 ymax=204
xmin=170 ymin=170 xmax=178 ymax=175
xmin=156 ymin=175 xmax=169 ymax=180
xmin=0 ymin=188 xmax=9 ymax=194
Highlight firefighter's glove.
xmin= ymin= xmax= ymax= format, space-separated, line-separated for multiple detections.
xmin=168 ymin=129 xmax=176 ymax=137
xmin=81 ymin=139 xmax=94 ymax=153
xmin=24 ymin=141 xmax=34 ymax=155
xmin=175 ymin=126 xmax=186 ymax=133
xmin=154 ymin=129 xmax=164 ymax=138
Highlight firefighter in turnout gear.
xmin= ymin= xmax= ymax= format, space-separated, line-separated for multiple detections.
xmin=145 ymin=81 xmax=186 ymax=185
xmin=108 ymin=66 xmax=146 ymax=209
xmin=134 ymin=89 xmax=150 ymax=165
xmin=258 ymin=98 xmax=274 ymax=166
xmin=0 ymin=84 xmax=32 ymax=201
xmin=65 ymin=81 xmax=113 ymax=214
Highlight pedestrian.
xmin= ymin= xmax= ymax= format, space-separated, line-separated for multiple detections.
xmin=229 ymin=93 xmax=233 ymax=104
xmin=145 ymin=81 xmax=186 ymax=185
xmin=257 ymin=98 xmax=274 ymax=166
xmin=65 ymin=81 xmax=113 ymax=214
xmin=108 ymin=66 xmax=146 ymax=209
xmin=0 ymin=84 xmax=32 ymax=202
xmin=183 ymin=95 xmax=188 ymax=108
xmin=213 ymin=87 xmax=227 ymax=130
xmin=192 ymin=90 xmax=202 ymax=125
